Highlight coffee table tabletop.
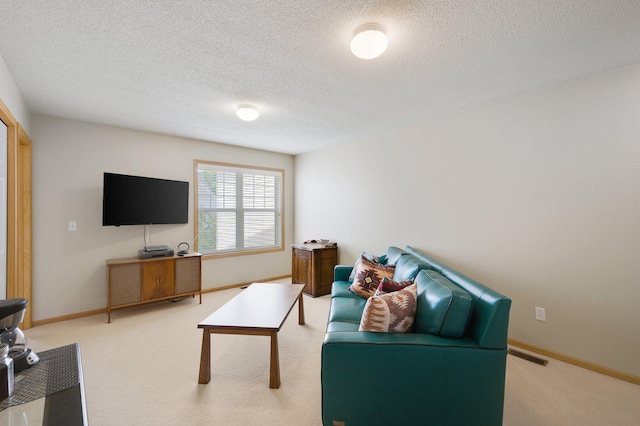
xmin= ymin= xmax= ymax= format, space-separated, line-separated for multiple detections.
xmin=198 ymin=283 xmax=304 ymax=330
xmin=197 ymin=283 xmax=305 ymax=388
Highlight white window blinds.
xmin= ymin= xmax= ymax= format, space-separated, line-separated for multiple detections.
xmin=196 ymin=162 xmax=283 ymax=255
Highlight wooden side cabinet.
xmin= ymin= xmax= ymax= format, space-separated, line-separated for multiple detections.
xmin=106 ymin=253 xmax=202 ymax=322
xmin=291 ymin=243 xmax=337 ymax=297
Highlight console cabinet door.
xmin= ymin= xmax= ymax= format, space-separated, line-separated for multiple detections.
xmin=142 ymin=260 xmax=175 ymax=301
xmin=175 ymin=256 xmax=201 ymax=294
xmin=108 ymin=263 xmax=142 ymax=306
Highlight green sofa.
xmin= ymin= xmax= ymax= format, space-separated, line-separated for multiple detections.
xmin=321 ymin=246 xmax=511 ymax=426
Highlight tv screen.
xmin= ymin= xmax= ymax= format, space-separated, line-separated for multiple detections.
xmin=102 ymin=173 xmax=189 ymax=226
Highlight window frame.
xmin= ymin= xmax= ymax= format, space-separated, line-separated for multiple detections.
xmin=194 ymin=160 xmax=285 ymax=258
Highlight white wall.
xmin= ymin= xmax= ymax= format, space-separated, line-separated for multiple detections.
xmin=0 ymin=54 xmax=30 ymax=132
xmin=295 ymin=64 xmax=640 ymax=377
xmin=31 ymin=115 xmax=294 ymax=321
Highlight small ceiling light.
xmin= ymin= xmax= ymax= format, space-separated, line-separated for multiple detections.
xmin=236 ymin=104 xmax=259 ymax=121
xmin=350 ymin=23 xmax=388 ymax=59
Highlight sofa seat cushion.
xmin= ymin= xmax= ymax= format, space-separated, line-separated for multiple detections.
xmin=415 ymin=269 xmax=473 ymax=337
xmin=328 ymin=296 xmax=367 ymax=324
xmin=349 ymin=256 xmax=395 ymax=298
xmin=359 ymin=283 xmax=418 ymax=333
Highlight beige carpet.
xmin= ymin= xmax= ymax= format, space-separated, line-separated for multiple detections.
xmin=23 ymin=282 xmax=640 ymax=425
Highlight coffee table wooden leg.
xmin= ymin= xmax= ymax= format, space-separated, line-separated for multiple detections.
xmin=298 ymin=294 xmax=305 ymax=325
xmin=198 ymin=329 xmax=211 ymax=384
xmin=269 ymin=332 xmax=280 ymax=389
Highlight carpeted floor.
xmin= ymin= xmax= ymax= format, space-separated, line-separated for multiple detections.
xmin=23 ymin=282 xmax=640 ymax=425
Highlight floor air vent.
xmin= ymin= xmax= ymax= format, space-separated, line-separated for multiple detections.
xmin=508 ymin=349 xmax=549 ymax=366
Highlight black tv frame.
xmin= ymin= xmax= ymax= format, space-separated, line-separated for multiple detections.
xmin=102 ymin=172 xmax=189 ymax=226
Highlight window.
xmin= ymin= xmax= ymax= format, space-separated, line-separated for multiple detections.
xmin=195 ymin=161 xmax=284 ymax=256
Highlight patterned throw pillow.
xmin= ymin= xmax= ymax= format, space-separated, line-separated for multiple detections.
xmin=374 ymin=277 xmax=415 ymax=296
xmin=349 ymin=256 xmax=395 ymax=298
xmin=359 ymin=283 xmax=418 ymax=333
xmin=348 ymin=252 xmax=387 ymax=281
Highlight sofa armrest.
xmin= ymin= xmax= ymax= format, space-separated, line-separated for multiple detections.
xmin=334 ymin=265 xmax=354 ymax=282
xmin=322 ymin=332 xmax=507 ymax=426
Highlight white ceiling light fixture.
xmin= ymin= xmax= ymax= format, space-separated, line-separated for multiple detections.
xmin=236 ymin=104 xmax=259 ymax=121
xmin=350 ymin=23 xmax=388 ymax=59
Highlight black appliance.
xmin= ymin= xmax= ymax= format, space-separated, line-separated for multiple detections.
xmin=0 ymin=298 xmax=40 ymax=373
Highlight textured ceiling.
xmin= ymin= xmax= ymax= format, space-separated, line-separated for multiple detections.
xmin=1 ymin=1 xmax=639 ymax=155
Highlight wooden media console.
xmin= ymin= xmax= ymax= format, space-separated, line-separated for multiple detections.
xmin=105 ymin=252 xmax=202 ymax=322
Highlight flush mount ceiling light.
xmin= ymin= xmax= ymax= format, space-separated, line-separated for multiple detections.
xmin=236 ymin=104 xmax=259 ymax=121
xmin=350 ymin=23 xmax=388 ymax=59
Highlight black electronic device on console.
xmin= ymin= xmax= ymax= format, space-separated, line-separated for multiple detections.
xmin=138 ymin=248 xmax=174 ymax=259
xmin=144 ymin=245 xmax=170 ymax=252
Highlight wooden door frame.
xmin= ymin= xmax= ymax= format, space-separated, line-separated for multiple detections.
xmin=1 ymin=98 xmax=33 ymax=328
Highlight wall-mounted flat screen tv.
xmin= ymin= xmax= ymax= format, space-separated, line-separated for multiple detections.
xmin=102 ymin=172 xmax=189 ymax=226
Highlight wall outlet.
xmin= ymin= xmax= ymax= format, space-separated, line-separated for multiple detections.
xmin=68 ymin=221 xmax=77 ymax=232
xmin=535 ymin=307 xmax=546 ymax=321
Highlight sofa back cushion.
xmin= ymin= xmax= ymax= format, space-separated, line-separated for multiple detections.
xmin=393 ymin=254 xmax=429 ymax=281
xmin=414 ymin=269 xmax=473 ymax=337
xmin=383 ymin=246 xmax=405 ymax=265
